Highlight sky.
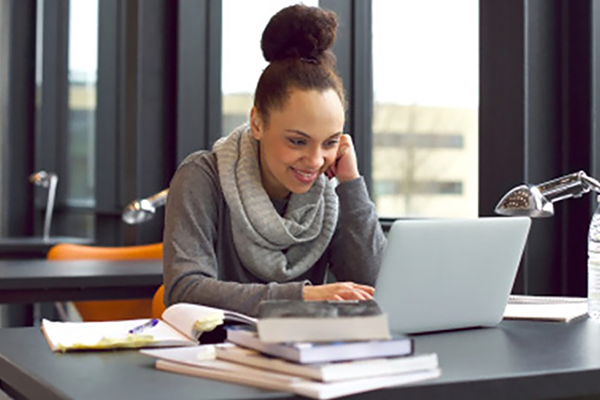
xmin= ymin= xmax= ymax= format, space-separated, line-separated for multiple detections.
xmin=68 ymin=0 xmax=98 ymax=81
xmin=66 ymin=0 xmax=478 ymax=109
xmin=221 ymin=0 xmax=478 ymax=108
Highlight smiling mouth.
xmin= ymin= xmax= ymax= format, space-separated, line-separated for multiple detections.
xmin=290 ymin=167 xmax=319 ymax=183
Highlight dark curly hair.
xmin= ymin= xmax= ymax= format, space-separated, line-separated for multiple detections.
xmin=254 ymin=4 xmax=346 ymax=124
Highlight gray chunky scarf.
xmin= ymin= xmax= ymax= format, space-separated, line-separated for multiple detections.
xmin=213 ymin=123 xmax=339 ymax=282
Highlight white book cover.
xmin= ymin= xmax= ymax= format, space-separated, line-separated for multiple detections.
xmin=141 ymin=346 xmax=441 ymax=399
xmin=214 ymin=343 xmax=438 ymax=382
xmin=140 ymin=344 xmax=438 ymax=383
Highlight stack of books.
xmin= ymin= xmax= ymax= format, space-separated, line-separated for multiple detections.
xmin=140 ymin=300 xmax=441 ymax=399
xmin=40 ymin=300 xmax=441 ymax=398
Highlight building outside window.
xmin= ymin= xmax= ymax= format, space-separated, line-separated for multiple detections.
xmin=64 ymin=0 xmax=97 ymax=236
xmin=372 ymin=0 xmax=478 ymax=218
xmin=67 ymin=0 xmax=97 ymax=209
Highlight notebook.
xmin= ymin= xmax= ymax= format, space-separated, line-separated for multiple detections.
xmin=374 ymin=216 xmax=531 ymax=334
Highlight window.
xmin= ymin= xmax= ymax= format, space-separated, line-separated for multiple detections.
xmin=67 ymin=0 xmax=97 ymax=208
xmin=372 ymin=0 xmax=478 ymax=218
xmin=221 ymin=0 xmax=318 ymax=136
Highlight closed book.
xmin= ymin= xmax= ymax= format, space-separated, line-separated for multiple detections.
xmin=226 ymin=326 xmax=412 ymax=364
xmin=140 ymin=346 xmax=441 ymax=399
xmin=256 ymin=299 xmax=391 ymax=343
xmin=214 ymin=343 xmax=438 ymax=382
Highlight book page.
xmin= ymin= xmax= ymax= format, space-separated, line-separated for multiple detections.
xmin=162 ymin=303 xmax=256 ymax=339
xmin=41 ymin=318 xmax=192 ymax=352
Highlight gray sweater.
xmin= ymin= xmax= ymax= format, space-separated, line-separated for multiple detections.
xmin=163 ymin=150 xmax=386 ymax=316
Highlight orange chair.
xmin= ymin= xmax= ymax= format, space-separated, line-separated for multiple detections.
xmin=152 ymin=284 xmax=167 ymax=318
xmin=47 ymin=243 xmax=163 ymax=321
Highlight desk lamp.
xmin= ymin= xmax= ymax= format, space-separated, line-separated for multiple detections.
xmin=495 ymin=171 xmax=600 ymax=217
xmin=494 ymin=170 xmax=600 ymax=319
xmin=29 ymin=170 xmax=58 ymax=241
xmin=122 ymin=189 xmax=169 ymax=224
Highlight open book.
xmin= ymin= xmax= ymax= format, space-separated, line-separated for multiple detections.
xmin=41 ymin=303 xmax=256 ymax=352
xmin=41 ymin=300 xmax=390 ymax=352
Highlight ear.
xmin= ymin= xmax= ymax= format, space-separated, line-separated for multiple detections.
xmin=250 ymin=107 xmax=264 ymax=141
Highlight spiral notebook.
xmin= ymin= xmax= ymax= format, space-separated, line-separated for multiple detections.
xmin=504 ymin=295 xmax=588 ymax=322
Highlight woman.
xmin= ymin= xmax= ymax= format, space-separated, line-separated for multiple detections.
xmin=163 ymin=4 xmax=386 ymax=316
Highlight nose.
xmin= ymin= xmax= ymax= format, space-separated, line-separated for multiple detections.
xmin=303 ymin=146 xmax=325 ymax=170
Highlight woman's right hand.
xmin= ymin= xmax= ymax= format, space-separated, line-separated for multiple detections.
xmin=303 ymin=282 xmax=375 ymax=301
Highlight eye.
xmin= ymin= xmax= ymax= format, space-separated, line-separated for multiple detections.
xmin=324 ymin=139 xmax=340 ymax=148
xmin=287 ymin=137 xmax=307 ymax=147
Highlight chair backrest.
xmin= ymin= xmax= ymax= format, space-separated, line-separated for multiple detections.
xmin=47 ymin=243 xmax=163 ymax=261
xmin=152 ymin=285 xmax=166 ymax=319
xmin=47 ymin=243 xmax=163 ymax=321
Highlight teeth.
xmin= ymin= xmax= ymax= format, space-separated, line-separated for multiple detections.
xmin=294 ymin=168 xmax=315 ymax=178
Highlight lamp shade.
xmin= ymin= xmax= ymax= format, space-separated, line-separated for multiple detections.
xmin=495 ymin=184 xmax=554 ymax=217
xmin=122 ymin=189 xmax=169 ymax=225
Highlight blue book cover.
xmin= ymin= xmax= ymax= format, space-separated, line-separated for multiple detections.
xmin=226 ymin=325 xmax=412 ymax=364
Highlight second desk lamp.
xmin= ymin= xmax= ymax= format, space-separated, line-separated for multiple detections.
xmin=29 ymin=170 xmax=58 ymax=242
xmin=122 ymin=189 xmax=169 ymax=225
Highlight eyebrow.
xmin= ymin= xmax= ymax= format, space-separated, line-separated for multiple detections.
xmin=285 ymin=129 xmax=343 ymax=140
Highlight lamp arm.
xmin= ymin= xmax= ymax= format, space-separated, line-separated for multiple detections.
xmin=537 ymin=171 xmax=598 ymax=203
xmin=43 ymin=174 xmax=58 ymax=241
xmin=581 ymin=173 xmax=600 ymax=193
xmin=146 ymin=189 xmax=169 ymax=208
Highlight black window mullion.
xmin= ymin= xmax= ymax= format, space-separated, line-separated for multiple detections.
xmin=36 ymin=0 xmax=69 ymax=236
xmin=320 ymin=0 xmax=373 ymax=193
xmin=593 ymin=2 xmax=600 ymax=183
xmin=480 ymin=0 xmax=594 ymax=297
xmin=95 ymin=0 xmax=127 ymax=245
xmin=206 ymin=0 xmax=222 ymax=149
xmin=0 ymin=0 xmax=36 ymax=238
xmin=560 ymin=1 xmax=594 ymax=296
xmin=132 ymin=0 xmax=177 ymax=245
xmin=176 ymin=0 xmax=221 ymax=164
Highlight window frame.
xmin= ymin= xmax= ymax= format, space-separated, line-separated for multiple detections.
xmin=3 ymin=0 xmax=600 ymax=298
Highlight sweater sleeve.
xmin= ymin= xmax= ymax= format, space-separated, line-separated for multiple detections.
xmin=162 ymin=153 xmax=306 ymax=317
xmin=327 ymin=177 xmax=387 ymax=286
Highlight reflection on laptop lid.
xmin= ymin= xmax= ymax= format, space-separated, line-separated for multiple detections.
xmin=374 ymin=216 xmax=531 ymax=334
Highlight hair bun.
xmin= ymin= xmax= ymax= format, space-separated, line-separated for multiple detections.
xmin=261 ymin=5 xmax=338 ymax=64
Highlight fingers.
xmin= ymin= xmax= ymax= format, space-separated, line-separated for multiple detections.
xmin=303 ymin=282 xmax=376 ymax=301
xmin=330 ymin=282 xmax=374 ymax=301
xmin=332 ymin=134 xmax=360 ymax=183
xmin=325 ymin=165 xmax=336 ymax=179
xmin=336 ymin=288 xmax=373 ymax=301
xmin=348 ymin=282 xmax=375 ymax=295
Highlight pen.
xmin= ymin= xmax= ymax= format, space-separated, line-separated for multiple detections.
xmin=128 ymin=318 xmax=159 ymax=334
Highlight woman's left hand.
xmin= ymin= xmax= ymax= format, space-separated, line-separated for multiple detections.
xmin=325 ymin=134 xmax=360 ymax=183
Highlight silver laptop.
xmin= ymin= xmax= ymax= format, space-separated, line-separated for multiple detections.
xmin=374 ymin=216 xmax=531 ymax=334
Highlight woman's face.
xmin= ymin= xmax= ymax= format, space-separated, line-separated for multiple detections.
xmin=250 ymin=88 xmax=345 ymax=199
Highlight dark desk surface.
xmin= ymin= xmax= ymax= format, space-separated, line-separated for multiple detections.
xmin=1 ymin=319 xmax=600 ymax=399
xmin=0 ymin=259 xmax=163 ymax=303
